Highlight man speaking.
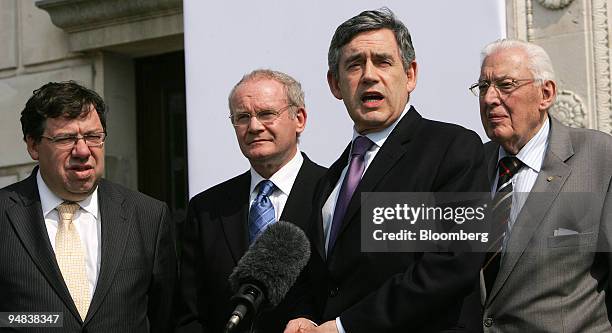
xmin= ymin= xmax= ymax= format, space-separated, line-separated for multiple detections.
xmin=286 ymin=8 xmax=488 ymax=333
xmin=0 ymin=81 xmax=176 ymax=332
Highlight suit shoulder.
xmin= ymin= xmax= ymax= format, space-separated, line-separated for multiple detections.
xmin=301 ymin=154 xmax=327 ymax=176
xmin=0 ymin=176 xmax=36 ymax=206
xmin=189 ymin=172 xmax=249 ymax=206
xmin=419 ymin=118 xmax=481 ymax=139
xmin=567 ymin=126 xmax=612 ymax=147
xmin=416 ymin=118 xmax=483 ymax=148
xmin=100 ymin=179 xmax=166 ymax=209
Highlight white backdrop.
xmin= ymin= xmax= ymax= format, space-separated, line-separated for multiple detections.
xmin=184 ymin=1 xmax=506 ymax=197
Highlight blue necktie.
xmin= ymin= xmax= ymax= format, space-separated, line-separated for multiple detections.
xmin=249 ymin=180 xmax=277 ymax=244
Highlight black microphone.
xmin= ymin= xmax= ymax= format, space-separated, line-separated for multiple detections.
xmin=225 ymin=221 xmax=311 ymax=333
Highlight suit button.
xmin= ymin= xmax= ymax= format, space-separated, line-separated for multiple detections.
xmin=484 ymin=317 xmax=494 ymax=327
xmin=329 ymin=287 xmax=339 ymax=297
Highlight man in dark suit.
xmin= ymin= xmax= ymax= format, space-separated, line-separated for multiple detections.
xmin=0 ymin=81 xmax=176 ymax=332
xmin=474 ymin=39 xmax=612 ymax=332
xmin=285 ymin=8 xmax=488 ymax=333
xmin=175 ymin=69 xmax=326 ymax=332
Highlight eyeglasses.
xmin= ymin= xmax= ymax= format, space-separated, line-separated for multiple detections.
xmin=229 ymin=104 xmax=294 ymax=127
xmin=41 ymin=132 xmax=106 ymax=148
xmin=469 ymin=78 xmax=535 ymax=97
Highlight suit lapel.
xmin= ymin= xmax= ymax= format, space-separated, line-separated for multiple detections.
xmin=487 ymin=118 xmax=573 ymax=303
xmin=281 ymin=154 xmax=317 ymax=231
xmin=312 ymin=145 xmax=350 ymax=260
xmin=85 ymin=180 xmax=130 ymax=323
xmin=6 ymin=173 xmax=83 ymax=322
xmin=484 ymin=142 xmax=499 ymax=187
xmin=220 ymin=172 xmax=250 ymax=263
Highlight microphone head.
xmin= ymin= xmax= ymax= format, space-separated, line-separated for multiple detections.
xmin=229 ymin=221 xmax=311 ymax=306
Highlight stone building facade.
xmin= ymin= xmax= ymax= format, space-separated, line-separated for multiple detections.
xmin=0 ymin=0 xmax=609 ymax=191
xmin=0 ymin=0 xmax=183 ymax=190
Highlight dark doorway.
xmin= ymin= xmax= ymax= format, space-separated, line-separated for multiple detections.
xmin=135 ymin=51 xmax=188 ymax=225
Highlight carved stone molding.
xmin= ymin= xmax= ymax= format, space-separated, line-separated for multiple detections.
xmin=36 ymin=0 xmax=181 ymax=33
xmin=35 ymin=0 xmax=183 ymax=53
xmin=591 ymin=0 xmax=612 ymax=134
xmin=525 ymin=0 xmax=534 ymax=41
xmin=536 ymin=0 xmax=574 ymax=10
xmin=550 ymin=90 xmax=587 ymax=128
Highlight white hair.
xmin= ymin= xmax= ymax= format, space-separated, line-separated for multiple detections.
xmin=481 ymin=39 xmax=555 ymax=85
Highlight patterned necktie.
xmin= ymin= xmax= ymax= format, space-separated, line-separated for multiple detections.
xmin=483 ymin=156 xmax=523 ymax=293
xmin=328 ymin=136 xmax=374 ymax=253
xmin=55 ymin=202 xmax=90 ymax=320
xmin=249 ymin=180 xmax=277 ymax=244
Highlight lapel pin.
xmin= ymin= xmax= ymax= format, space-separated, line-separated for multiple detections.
xmin=546 ymin=176 xmax=554 ymax=182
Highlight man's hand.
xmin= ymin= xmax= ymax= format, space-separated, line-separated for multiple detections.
xmin=284 ymin=319 xmax=339 ymax=333
xmin=310 ymin=320 xmax=339 ymax=333
xmin=284 ymin=317 xmax=317 ymax=333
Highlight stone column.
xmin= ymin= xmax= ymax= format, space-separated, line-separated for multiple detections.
xmin=506 ymin=0 xmax=611 ymax=134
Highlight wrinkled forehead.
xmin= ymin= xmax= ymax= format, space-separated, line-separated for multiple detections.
xmin=230 ymin=79 xmax=287 ymax=111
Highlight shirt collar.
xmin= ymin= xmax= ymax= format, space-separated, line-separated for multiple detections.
xmin=498 ymin=117 xmax=550 ymax=172
xmin=36 ymin=169 xmax=99 ymax=218
xmin=352 ymin=103 xmax=411 ymax=149
xmin=249 ymin=148 xmax=304 ymax=196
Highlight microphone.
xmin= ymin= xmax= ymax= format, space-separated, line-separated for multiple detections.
xmin=225 ymin=221 xmax=311 ymax=333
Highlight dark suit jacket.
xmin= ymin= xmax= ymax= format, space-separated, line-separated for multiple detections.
xmin=0 ymin=168 xmax=177 ymax=333
xmin=175 ymin=153 xmax=326 ymax=333
xmin=302 ymin=107 xmax=489 ymax=332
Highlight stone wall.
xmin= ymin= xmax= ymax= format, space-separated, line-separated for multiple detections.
xmin=506 ymin=0 xmax=612 ymax=134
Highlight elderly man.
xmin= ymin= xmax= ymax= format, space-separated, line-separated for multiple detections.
xmin=176 ymin=69 xmax=326 ymax=332
xmin=0 ymin=81 xmax=176 ymax=332
xmin=285 ymin=8 xmax=489 ymax=333
xmin=473 ymin=39 xmax=612 ymax=332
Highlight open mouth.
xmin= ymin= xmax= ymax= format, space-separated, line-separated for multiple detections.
xmin=361 ymin=91 xmax=384 ymax=103
xmin=69 ymin=165 xmax=92 ymax=171
xmin=361 ymin=91 xmax=384 ymax=108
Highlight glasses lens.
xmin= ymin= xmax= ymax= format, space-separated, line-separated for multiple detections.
xmin=256 ymin=110 xmax=279 ymax=124
xmin=232 ymin=113 xmax=251 ymax=126
xmin=54 ymin=136 xmax=77 ymax=148
xmin=84 ymin=133 xmax=105 ymax=147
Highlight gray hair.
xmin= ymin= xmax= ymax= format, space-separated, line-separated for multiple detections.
xmin=328 ymin=7 xmax=415 ymax=80
xmin=228 ymin=69 xmax=305 ymax=117
xmin=481 ymin=39 xmax=555 ymax=85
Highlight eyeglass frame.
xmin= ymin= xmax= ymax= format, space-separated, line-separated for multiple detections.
xmin=469 ymin=78 xmax=536 ymax=97
xmin=229 ymin=104 xmax=296 ymax=127
xmin=40 ymin=132 xmax=107 ymax=148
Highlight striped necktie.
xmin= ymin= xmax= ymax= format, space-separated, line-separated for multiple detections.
xmin=55 ymin=202 xmax=90 ymax=320
xmin=483 ymin=156 xmax=523 ymax=293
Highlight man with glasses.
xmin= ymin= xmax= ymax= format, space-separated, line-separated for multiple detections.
xmin=474 ymin=39 xmax=612 ymax=332
xmin=0 ymin=81 xmax=176 ymax=332
xmin=176 ymin=69 xmax=326 ymax=332
xmin=285 ymin=7 xmax=488 ymax=333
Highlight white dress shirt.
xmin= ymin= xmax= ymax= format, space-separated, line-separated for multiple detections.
xmin=249 ymin=149 xmax=304 ymax=221
xmin=320 ymin=105 xmax=411 ymax=333
xmin=37 ymin=170 xmax=102 ymax=297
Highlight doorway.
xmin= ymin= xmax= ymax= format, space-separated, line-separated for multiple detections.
xmin=135 ymin=51 xmax=188 ymax=224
